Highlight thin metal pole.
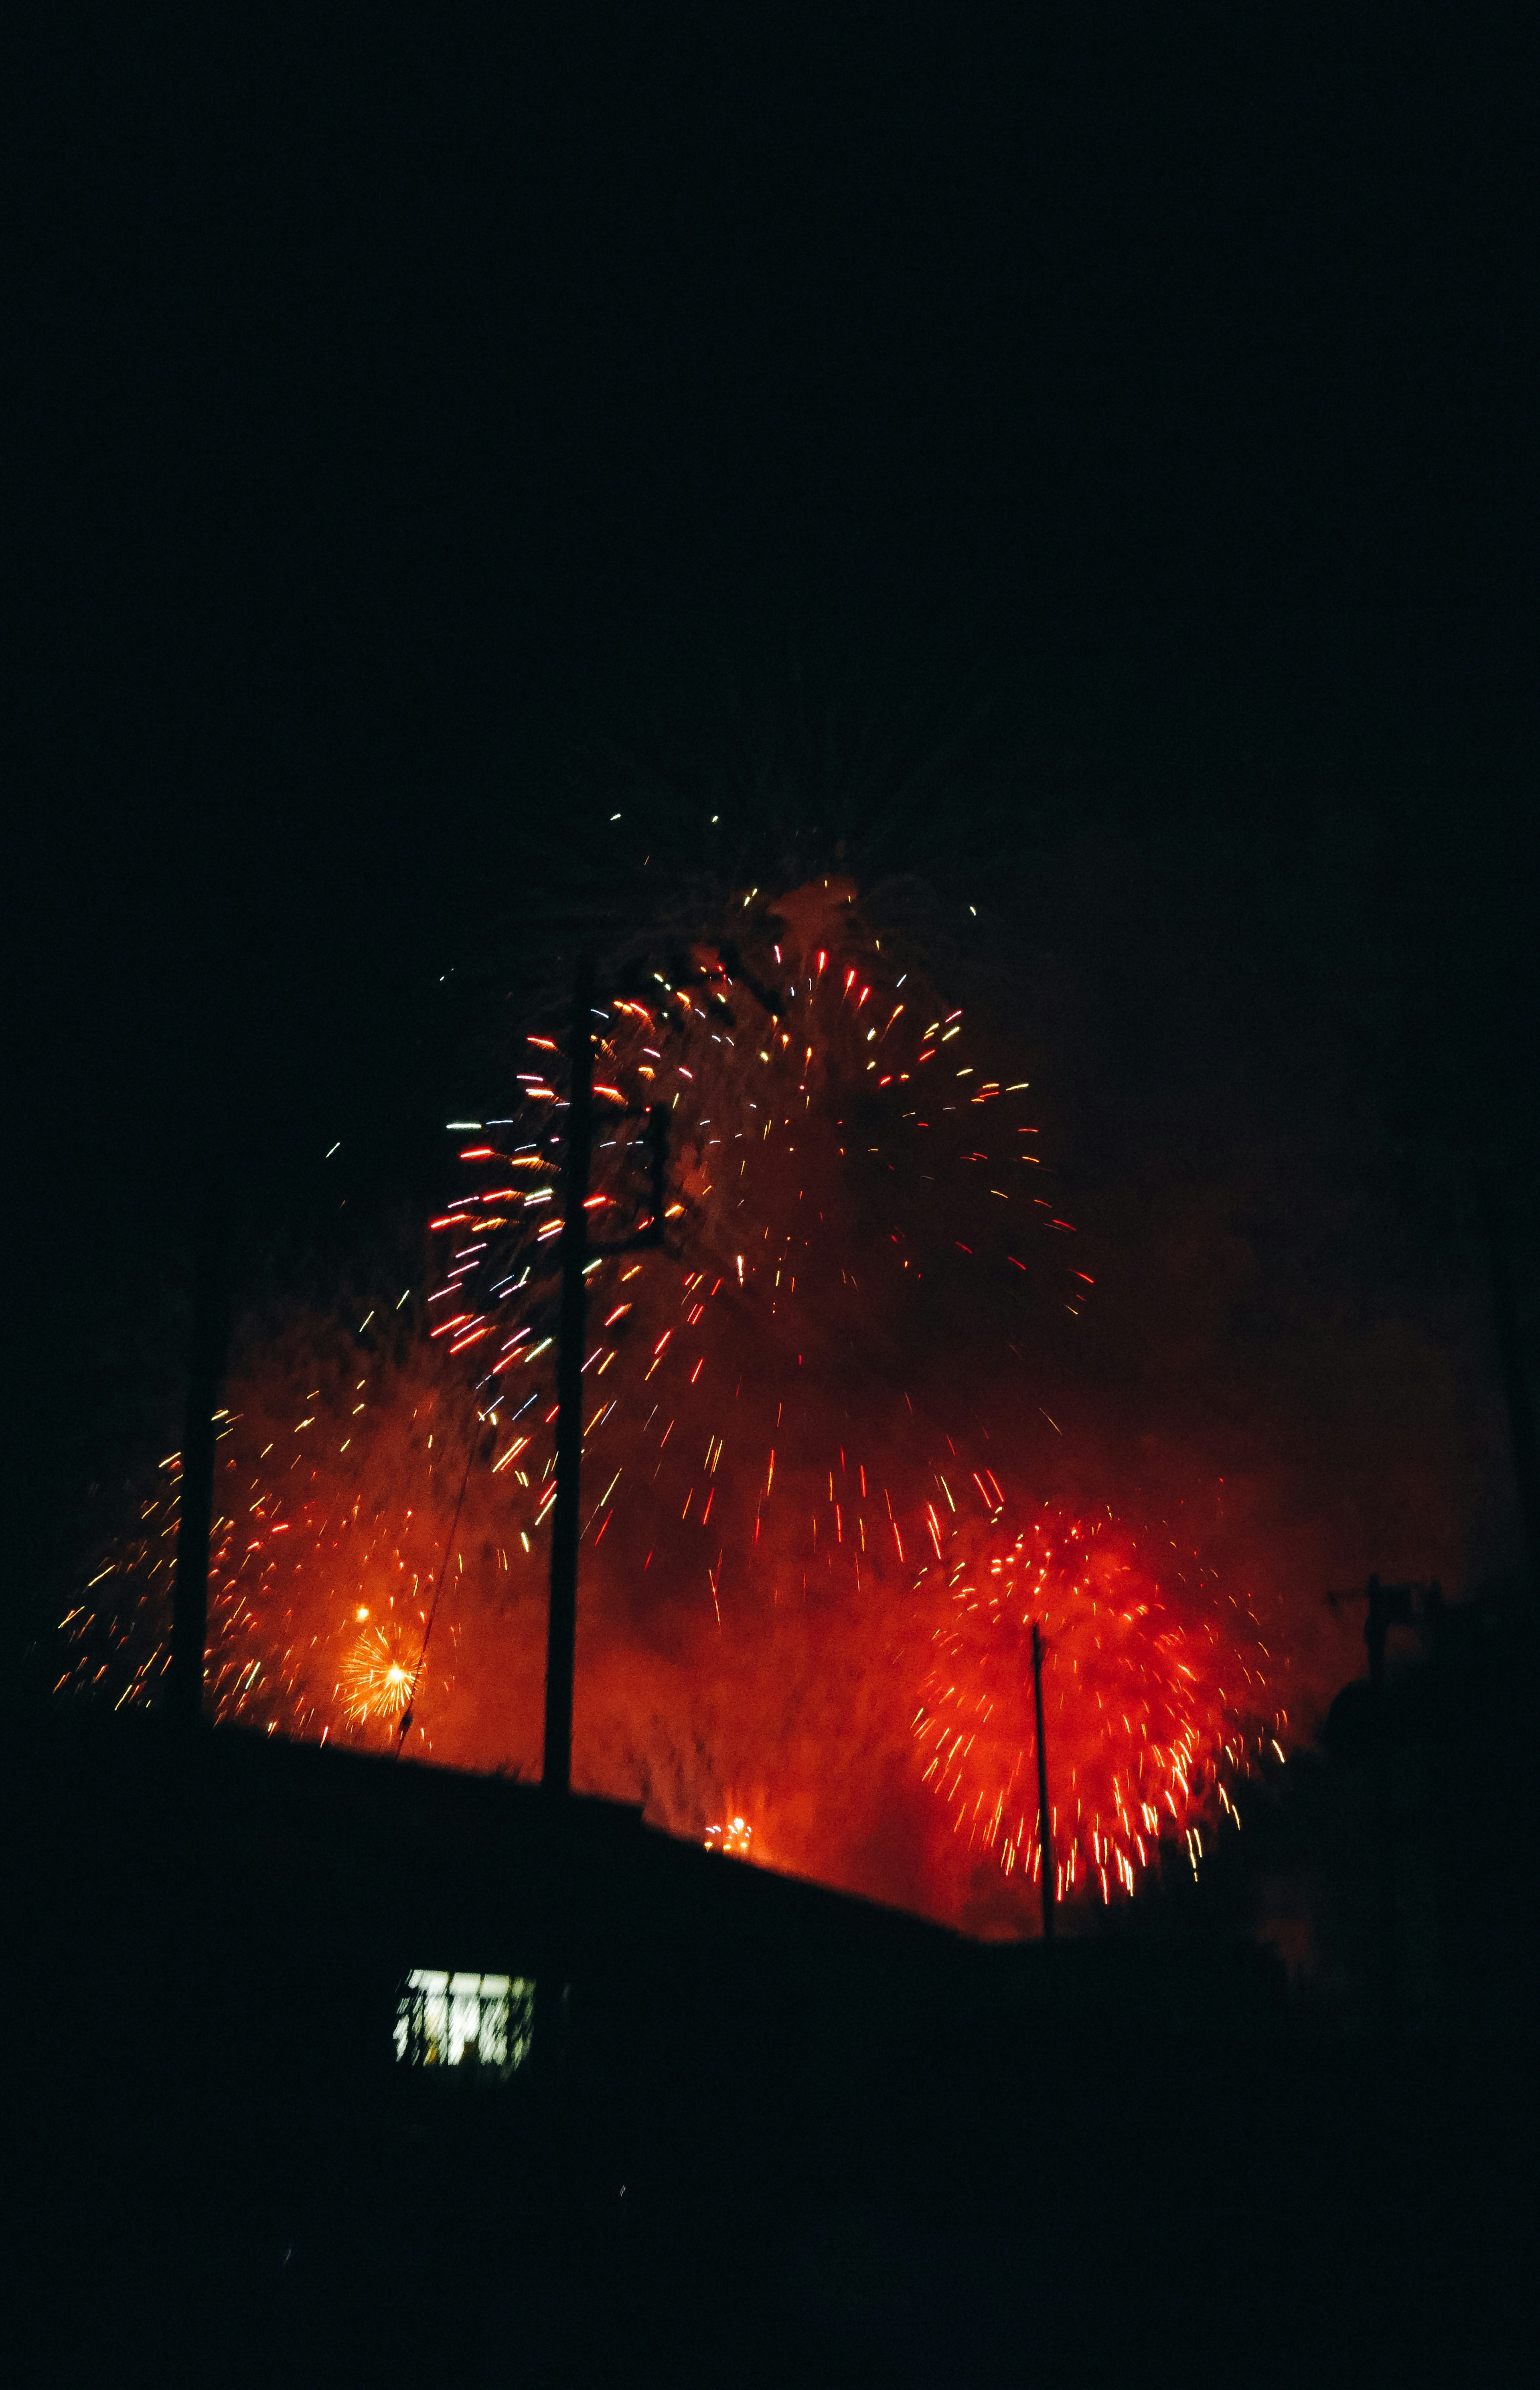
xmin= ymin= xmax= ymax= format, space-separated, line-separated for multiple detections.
xmin=1032 ymin=1620 xmax=1054 ymax=1946
xmin=542 ymin=956 xmax=595 ymax=1797
xmin=172 ymin=1177 xmax=229 ymax=1728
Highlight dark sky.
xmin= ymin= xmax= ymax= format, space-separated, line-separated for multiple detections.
xmin=5 ymin=4 xmax=1536 ymax=1649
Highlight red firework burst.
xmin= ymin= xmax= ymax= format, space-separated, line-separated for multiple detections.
xmin=914 ymin=1506 xmax=1276 ymax=1904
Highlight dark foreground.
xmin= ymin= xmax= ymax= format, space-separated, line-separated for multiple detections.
xmin=9 ymin=1709 xmax=1531 ymax=2387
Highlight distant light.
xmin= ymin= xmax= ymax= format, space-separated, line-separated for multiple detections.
xmin=610 ymin=812 xmax=622 ymax=820
xmin=969 ymin=905 xmax=977 ymax=916
xmin=711 ymin=814 xmax=719 ymax=822
xmin=446 ymin=1121 xmax=482 ymax=1130
xmin=326 ymin=1141 xmax=340 ymax=1157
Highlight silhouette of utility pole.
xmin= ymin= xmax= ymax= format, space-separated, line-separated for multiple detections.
xmin=542 ymin=959 xmax=670 ymax=1799
xmin=1327 ymin=1574 xmax=1438 ymax=2039
xmin=534 ymin=957 xmax=669 ymax=2083
xmin=1365 ymin=1576 xmax=1406 ymax=2040
xmin=171 ymin=1177 xmax=229 ymax=1728
xmin=1032 ymin=1621 xmax=1055 ymax=1948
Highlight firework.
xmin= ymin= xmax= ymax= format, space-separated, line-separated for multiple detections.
xmin=914 ymin=1507 xmax=1274 ymax=1904
xmin=65 ymin=878 xmax=1281 ymax=1920
xmin=338 ymin=1618 xmax=419 ymax=1725
xmin=703 ymin=1813 xmax=755 ymax=1858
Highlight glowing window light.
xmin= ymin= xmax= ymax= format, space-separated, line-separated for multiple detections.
xmin=393 ymin=1969 xmax=534 ymax=2077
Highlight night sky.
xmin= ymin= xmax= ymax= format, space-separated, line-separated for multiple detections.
xmin=6 ymin=4 xmax=1535 ymax=1677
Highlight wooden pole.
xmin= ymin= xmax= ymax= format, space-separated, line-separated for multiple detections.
xmin=171 ymin=1176 xmax=229 ymax=1728
xmin=1032 ymin=1620 xmax=1054 ymax=1946
xmin=542 ymin=957 xmax=595 ymax=1797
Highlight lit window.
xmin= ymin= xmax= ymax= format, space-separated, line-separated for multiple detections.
xmin=394 ymin=1970 xmax=534 ymax=2077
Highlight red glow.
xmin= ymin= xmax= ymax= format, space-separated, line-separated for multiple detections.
xmin=71 ymin=879 xmax=1295 ymax=1928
